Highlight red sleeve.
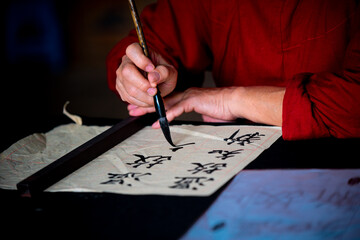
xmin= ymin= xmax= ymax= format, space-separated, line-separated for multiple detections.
xmin=106 ymin=0 xmax=212 ymax=97
xmin=283 ymin=30 xmax=360 ymax=140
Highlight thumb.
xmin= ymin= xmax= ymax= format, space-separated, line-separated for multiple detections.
xmin=148 ymin=65 xmax=177 ymax=96
xmin=147 ymin=71 xmax=161 ymax=88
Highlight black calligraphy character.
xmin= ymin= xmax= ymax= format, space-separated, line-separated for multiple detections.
xmin=223 ymin=129 xmax=240 ymax=145
xmin=170 ymin=142 xmax=195 ymax=152
xmin=208 ymin=149 xmax=243 ymax=160
xmin=224 ymin=129 xmax=265 ymax=146
xmin=127 ymin=154 xmax=172 ymax=168
xmin=188 ymin=162 xmax=227 ymax=174
xmin=169 ymin=176 xmax=214 ymax=190
xmin=100 ymin=172 xmax=151 ymax=186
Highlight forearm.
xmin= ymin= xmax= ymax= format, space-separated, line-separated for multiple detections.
xmin=229 ymin=86 xmax=285 ymax=126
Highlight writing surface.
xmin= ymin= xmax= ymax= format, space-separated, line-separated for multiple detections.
xmin=0 ymin=124 xmax=281 ymax=196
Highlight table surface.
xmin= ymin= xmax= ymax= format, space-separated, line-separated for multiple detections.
xmin=1 ymin=118 xmax=360 ymax=239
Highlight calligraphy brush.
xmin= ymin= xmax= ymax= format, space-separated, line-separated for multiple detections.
xmin=128 ymin=0 xmax=176 ymax=147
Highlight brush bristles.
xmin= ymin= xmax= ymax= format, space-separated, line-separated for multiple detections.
xmin=159 ymin=117 xmax=176 ymax=147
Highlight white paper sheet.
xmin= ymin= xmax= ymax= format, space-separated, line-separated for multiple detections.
xmin=0 ymin=123 xmax=281 ymax=196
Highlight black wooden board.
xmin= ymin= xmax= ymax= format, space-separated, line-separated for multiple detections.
xmin=16 ymin=113 xmax=157 ymax=198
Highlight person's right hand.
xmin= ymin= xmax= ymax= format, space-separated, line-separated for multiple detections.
xmin=115 ymin=43 xmax=178 ymax=110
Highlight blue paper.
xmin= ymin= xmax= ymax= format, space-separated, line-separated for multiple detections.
xmin=181 ymin=169 xmax=360 ymax=240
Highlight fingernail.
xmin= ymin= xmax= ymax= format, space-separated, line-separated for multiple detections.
xmin=145 ymin=64 xmax=155 ymax=72
xmin=151 ymin=72 xmax=160 ymax=82
xmin=147 ymin=87 xmax=157 ymax=96
xmin=148 ymin=72 xmax=160 ymax=88
xmin=152 ymin=71 xmax=161 ymax=82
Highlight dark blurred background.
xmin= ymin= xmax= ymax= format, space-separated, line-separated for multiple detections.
xmin=1 ymin=0 xmax=159 ymax=151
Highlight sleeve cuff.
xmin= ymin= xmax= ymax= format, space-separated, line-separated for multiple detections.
xmin=282 ymin=73 xmax=330 ymax=140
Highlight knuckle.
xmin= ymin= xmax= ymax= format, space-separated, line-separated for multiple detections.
xmin=183 ymin=87 xmax=199 ymax=100
xmin=115 ymin=81 xmax=123 ymax=92
xmin=127 ymin=86 xmax=138 ymax=97
xmin=184 ymin=87 xmax=194 ymax=96
xmin=116 ymin=86 xmax=127 ymax=102
xmin=121 ymin=64 xmax=133 ymax=78
xmin=121 ymin=55 xmax=128 ymax=62
xmin=115 ymin=67 xmax=122 ymax=78
xmin=116 ymin=84 xmax=125 ymax=96
xmin=167 ymin=64 xmax=177 ymax=77
xmin=157 ymin=65 xmax=169 ymax=79
xmin=120 ymin=94 xmax=127 ymax=102
xmin=138 ymin=80 xmax=150 ymax=91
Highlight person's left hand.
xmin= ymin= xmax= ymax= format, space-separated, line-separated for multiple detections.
xmin=128 ymin=87 xmax=239 ymax=128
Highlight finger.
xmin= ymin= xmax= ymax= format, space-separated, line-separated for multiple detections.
xmin=163 ymin=88 xmax=200 ymax=109
xmin=128 ymin=105 xmax=155 ymax=116
xmin=165 ymin=99 xmax=194 ymax=123
xmin=147 ymin=71 xmax=160 ymax=88
xmin=163 ymin=92 xmax=189 ymax=108
xmin=152 ymin=120 xmax=160 ymax=129
xmin=151 ymin=92 xmax=186 ymax=129
xmin=120 ymin=60 xmax=152 ymax=92
xmin=150 ymin=65 xmax=177 ymax=96
xmin=116 ymin=81 xmax=152 ymax=107
xmin=127 ymin=104 xmax=138 ymax=111
xmin=118 ymin=62 xmax=155 ymax=106
xmin=126 ymin=43 xmax=155 ymax=72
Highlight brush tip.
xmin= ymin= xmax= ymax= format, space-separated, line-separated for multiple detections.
xmin=159 ymin=117 xmax=176 ymax=147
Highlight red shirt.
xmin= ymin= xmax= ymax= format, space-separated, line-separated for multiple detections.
xmin=106 ymin=0 xmax=360 ymax=140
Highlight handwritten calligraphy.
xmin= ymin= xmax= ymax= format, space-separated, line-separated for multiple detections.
xmin=101 ymin=172 xmax=151 ymax=186
xmin=96 ymin=126 xmax=277 ymax=196
xmin=208 ymin=149 xmax=243 ymax=160
xmin=224 ymin=129 xmax=265 ymax=146
xmin=170 ymin=142 xmax=195 ymax=152
xmin=188 ymin=162 xmax=227 ymax=174
xmin=169 ymin=176 xmax=214 ymax=190
xmin=127 ymin=154 xmax=172 ymax=168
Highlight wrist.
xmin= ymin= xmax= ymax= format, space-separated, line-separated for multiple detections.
xmin=224 ymin=87 xmax=245 ymax=119
xmin=227 ymin=86 xmax=285 ymax=126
